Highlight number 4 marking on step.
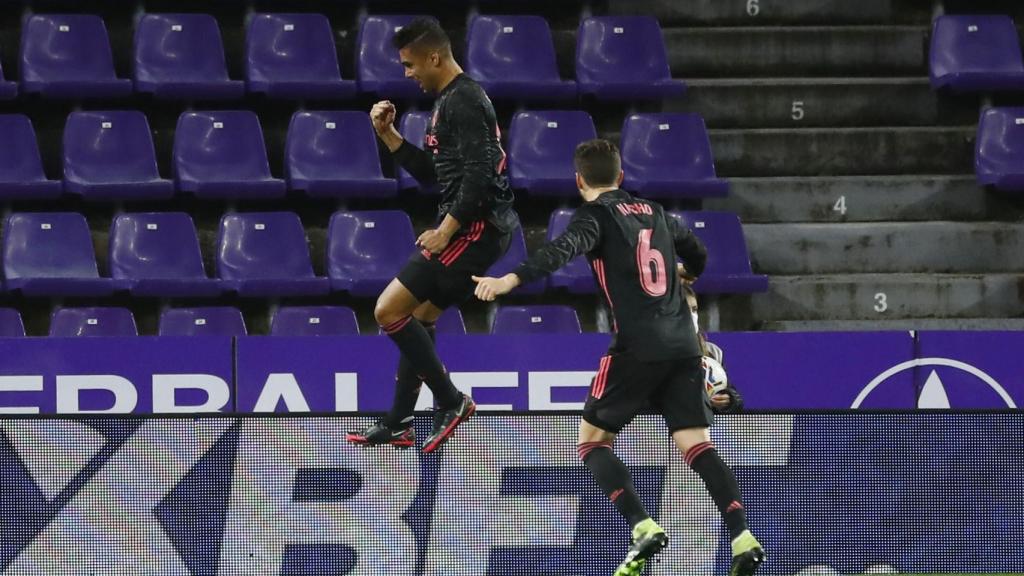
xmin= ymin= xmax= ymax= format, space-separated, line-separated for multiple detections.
xmin=833 ymin=196 xmax=847 ymax=215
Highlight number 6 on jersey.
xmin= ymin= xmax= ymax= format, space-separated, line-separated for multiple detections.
xmin=637 ymin=229 xmax=667 ymax=296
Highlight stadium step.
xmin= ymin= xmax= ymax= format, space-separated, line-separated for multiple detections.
xmin=666 ymin=77 xmax=978 ymax=129
xmin=665 ymin=26 xmax=927 ymax=79
xmin=763 ymin=318 xmax=1024 ymax=331
xmin=744 ymin=221 xmax=1024 ymax=274
xmin=750 ymin=273 xmax=1024 ymax=321
xmin=706 ymin=126 xmax=975 ymax=177
xmin=610 ymin=0 xmax=933 ymax=27
xmin=703 ymin=176 xmax=1023 ymax=223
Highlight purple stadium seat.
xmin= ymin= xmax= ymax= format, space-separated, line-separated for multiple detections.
xmin=492 ymin=305 xmax=581 ymax=335
xmin=159 ymin=307 xmax=247 ymax=337
xmin=173 ymin=111 xmax=286 ymax=199
xmin=485 ymin=225 xmax=545 ymax=294
xmin=930 ymin=15 xmax=1024 ymax=92
xmin=327 ymin=210 xmax=415 ymax=296
xmin=0 ymin=115 xmax=63 ymax=200
xmin=668 ymin=211 xmax=768 ymax=294
xmin=20 ymin=14 xmax=133 ymax=99
xmin=217 ymin=212 xmax=329 ymax=297
xmin=975 ymin=107 xmax=1024 ymax=191
xmin=62 ymin=111 xmax=174 ymax=201
xmin=436 ymin=307 xmax=467 ymax=334
xmin=50 ymin=307 xmax=137 ymax=337
xmin=0 ymin=61 xmax=16 ymax=99
xmin=507 ymin=110 xmax=597 ymax=197
xmin=0 ymin=309 xmax=26 ymax=337
xmin=546 ymin=209 xmax=596 ymax=294
xmin=621 ymin=113 xmax=728 ymax=199
xmin=357 ymin=15 xmax=429 ymax=99
xmin=271 ymin=306 xmax=360 ymax=336
xmin=134 ymin=14 xmax=245 ymax=100
xmin=576 ymin=16 xmax=685 ymax=101
xmin=4 ymin=212 xmax=126 ymax=297
xmin=465 ymin=15 xmax=576 ymax=101
xmin=109 ymin=212 xmax=222 ymax=298
xmin=285 ymin=111 xmax=397 ymax=198
xmin=397 ymin=111 xmax=438 ymax=192
xmin=246 ymin=13 xmax=357 ymax=100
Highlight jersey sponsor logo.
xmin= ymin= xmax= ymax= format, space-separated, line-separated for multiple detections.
xmin=426 ymin=111 xmax=440 ymax=149
xmin=854 ymin=358 xmax=1016 ymax=409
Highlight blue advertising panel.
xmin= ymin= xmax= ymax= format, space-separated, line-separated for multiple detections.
xmin=0 ymin=337 xmax=233 ymax=414
xmin=0 ymin=331 xmax=1019 ymax=413
xmin=234 ymin=334 xmax=613 ymax=413
xmin=911 ymin=331 xmax=1022 ymax=409
xmin=0 ymin=413 xmax=1020 ymax=575
xmin=709 ymin=331 xmax=917 ymax=409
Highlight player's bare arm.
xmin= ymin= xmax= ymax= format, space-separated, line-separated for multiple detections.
xmin=471 ymin=273 xmax=520 ymax=301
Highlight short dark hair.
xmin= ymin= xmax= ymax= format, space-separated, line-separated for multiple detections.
xmin=392 ymin=17 xmax=451 ymax=54
xmin=574 ymin=139 xmax=621 ymax=188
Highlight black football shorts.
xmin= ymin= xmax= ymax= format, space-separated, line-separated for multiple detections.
xmin=397 ymin=220 xmax=511 ymax=310
xmin=583 ymin=353 xmax=713 ymax=434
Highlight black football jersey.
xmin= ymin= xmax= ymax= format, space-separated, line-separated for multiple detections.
xmin=514 ymin=189 xmax=707 ymax=361
xmin=393 ymin=74 xmax=518 ymax=234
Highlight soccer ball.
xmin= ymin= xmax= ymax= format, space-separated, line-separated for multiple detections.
xmin=702 ymin=356 xmax=728 ymax=396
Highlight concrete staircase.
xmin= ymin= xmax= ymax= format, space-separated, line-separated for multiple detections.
xmin=612 ymin=0 xmax=1024 ymax=331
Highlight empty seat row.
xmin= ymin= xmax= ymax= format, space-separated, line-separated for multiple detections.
xmin=5 ymin=13 xmax=679 ymax=102
xmin=0 ymin=210 xmax=411 ymax=298
xmin=0 ymin=304 xmax=578 ymax=336
xmin=506 ymin=111 xmax=726 ymax=199
xmin=0 ymin=305 xmax=465 ymax=336
xmin=0 ymin=110 xmax=389 ymax=201
xmin=930 ymin=14 xmax=1024 ymax=92
xmin=0 ymin=209 xmax=764 ymax=298
xmin=0 ymin=110 xmax=722 ymax=201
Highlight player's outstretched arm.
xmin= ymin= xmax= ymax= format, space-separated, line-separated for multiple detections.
xmin=474 ymin=208 xmax=602 ymax=302
xmin=472 ymin=274 xmax=521 ymax=301
xmin=510 ymin=209 xmax=602 ymax=287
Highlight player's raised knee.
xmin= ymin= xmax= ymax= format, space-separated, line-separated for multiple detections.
xmin=374 ymin=298 xmax=402 ymax=328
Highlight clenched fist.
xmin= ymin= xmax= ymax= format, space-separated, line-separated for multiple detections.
xmin=370 ymin=100 xmax=397 ymax=136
